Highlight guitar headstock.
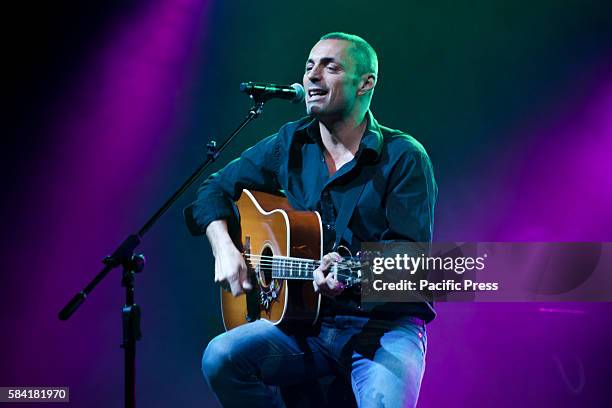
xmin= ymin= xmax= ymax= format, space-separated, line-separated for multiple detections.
xmin=335 ymin=251 xmax=380 ymax=288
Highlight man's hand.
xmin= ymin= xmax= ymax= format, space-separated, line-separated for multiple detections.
xmin=213 ymin=245 xmax=252 ymax=296
xmin=206 ymin=220 xmax=252 ymax=297
xmin=313 ymin=252 xmax=345 ymax=297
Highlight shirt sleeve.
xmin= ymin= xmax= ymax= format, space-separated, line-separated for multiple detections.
xmin=381 ymin=148 xmax=438 ymax=243
xmin=183 ymin=133 xmax=282 ymax=236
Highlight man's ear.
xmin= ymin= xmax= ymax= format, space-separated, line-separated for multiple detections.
xmin=357 ymin=73 xmax=377 ymax=96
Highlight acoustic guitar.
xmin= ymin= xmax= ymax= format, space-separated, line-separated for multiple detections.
xmin=220 ymin=189 xmax=363 ymax=330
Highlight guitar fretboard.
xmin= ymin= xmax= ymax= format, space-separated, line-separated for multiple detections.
xmin=271 ymin=256 xmax=319 ymax=280
xmin=244 ymin=254 xmax=361 ymax=286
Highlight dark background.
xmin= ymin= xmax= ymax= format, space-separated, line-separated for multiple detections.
xmin=2 ymin=0 xmax=612 ymax=406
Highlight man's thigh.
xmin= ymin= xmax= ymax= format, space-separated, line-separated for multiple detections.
xmin=203 ymin=320 xmax=335 ymax=387
xmin=348 ymin=319 xmax=427 ymax=408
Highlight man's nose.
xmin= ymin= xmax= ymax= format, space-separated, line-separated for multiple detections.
xmin=307 ymin=66 xmax=322 ymax=82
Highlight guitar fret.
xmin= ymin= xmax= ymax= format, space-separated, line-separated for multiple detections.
xmin=270 ymin=255 xmax=358 ymax=283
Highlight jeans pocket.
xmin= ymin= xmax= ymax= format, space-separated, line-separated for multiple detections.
xmin=396 ymin=319 xmax=427 ymax=356
xmin=380 ymin=317 xmax=428 ymax=357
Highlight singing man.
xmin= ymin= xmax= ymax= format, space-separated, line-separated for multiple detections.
xmin=185 ymin=32 xmax=438 ymax=407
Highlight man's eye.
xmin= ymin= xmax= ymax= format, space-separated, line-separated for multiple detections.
xmin=305 ymin=66 xmax=313 ymax=72
xmin=327 ymin=65 xmax=339 ymax=72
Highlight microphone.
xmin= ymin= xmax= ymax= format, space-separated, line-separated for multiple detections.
xmin=240 ymin=82 xmax=305 ymax=104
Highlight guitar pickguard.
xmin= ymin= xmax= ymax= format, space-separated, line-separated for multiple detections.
xmin=259 ymin=278 xmax=283 ymax=311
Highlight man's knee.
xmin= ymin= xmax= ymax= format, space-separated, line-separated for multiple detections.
xmin=201 ymin=336 xmax=232 ymax=387
xmin=201 ymin=321 xmax=283 ymax=390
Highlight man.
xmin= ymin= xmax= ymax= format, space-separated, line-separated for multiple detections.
xmin=185 ymin=32 xmax=437 ymax=407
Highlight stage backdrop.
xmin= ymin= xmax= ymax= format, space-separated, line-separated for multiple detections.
xmin=2 ymin=0 xmax=612 ymax=406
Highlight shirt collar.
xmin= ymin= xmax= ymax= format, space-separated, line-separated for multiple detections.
xmin=295 ymin=110 xmax=383 ymax=162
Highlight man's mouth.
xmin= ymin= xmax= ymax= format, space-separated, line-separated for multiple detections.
xmin=308 ymin=88 xmax=328 ymax=99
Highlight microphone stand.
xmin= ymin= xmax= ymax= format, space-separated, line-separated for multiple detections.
xmin=59 ymin=98 xmax=267 ymax=408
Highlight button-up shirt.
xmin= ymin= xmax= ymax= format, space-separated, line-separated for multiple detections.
xmin=185 ymin=111 xmax=438 ymax=322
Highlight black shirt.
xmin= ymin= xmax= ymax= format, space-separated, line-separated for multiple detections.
xmin=185 ymin=111 xmax=438 ymax=322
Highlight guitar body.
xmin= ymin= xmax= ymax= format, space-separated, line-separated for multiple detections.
xmin=220 ymin=189 xmax=323 ymax=331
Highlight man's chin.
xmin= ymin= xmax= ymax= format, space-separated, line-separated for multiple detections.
xmin=307 ymin=104 xmax=332 ymax=118
xmin=306 ymin=105 xmax=322 ymax=116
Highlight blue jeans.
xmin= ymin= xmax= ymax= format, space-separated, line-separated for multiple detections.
xmin=202 ymin=315 xmax=427 ymax=407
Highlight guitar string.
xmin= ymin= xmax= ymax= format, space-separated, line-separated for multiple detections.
xmin=244 ymin=265 xmax=359 ymax=277
xmin=243 ymin=252 xmax=378 ymax=260
xmin=244 ymin=254 xmax=362 ymax=269
xmin=244 ymin=263 xmax=361 ymax=273
xmin=242 ymin=263 xmax=361 ymax=280
xmin=241 ymin=254 xmax=364 ymax=282
xmin=243 ymin=259 xmax=362 ymax=273
xmin=242 ymin=256 xmax=359 ymax=275
xmin=243 ymin=263 xmax=362 ymax=275
xmin=244 ymin=253 xmax=359 ymax=262
xmin=245 ymin=255 xmax=322 ymax=265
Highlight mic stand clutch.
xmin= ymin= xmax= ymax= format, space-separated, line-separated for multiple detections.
xmin=58 ymin=99 xmax=267 ymax=408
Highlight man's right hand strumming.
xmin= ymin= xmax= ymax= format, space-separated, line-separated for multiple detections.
xmin=206 ymin=220 xmax=252 ymax=297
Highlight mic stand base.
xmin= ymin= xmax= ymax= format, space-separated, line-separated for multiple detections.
xmin=120 ymin=254 xmax=144 ymax=408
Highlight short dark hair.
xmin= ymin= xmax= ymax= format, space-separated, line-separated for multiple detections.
xmin=319 ymin=32 xmax=378 ymax=77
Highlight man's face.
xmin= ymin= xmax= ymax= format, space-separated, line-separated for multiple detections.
xmin=303 ymin=39 xmax=360 ymax=118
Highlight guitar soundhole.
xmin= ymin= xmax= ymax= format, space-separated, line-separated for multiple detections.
xmin=259 ymin=247 xmax=273 ymax=288
xmin=258 ymin=246 xmax=282 ymax=311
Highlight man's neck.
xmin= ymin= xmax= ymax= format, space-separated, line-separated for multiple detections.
xmin=318 ymin=110 xmax=368 ymax=160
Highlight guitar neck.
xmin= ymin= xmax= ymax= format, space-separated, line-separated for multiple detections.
xmin=270 ymin=256 xmax=317 ymax=280
xmin=244 ymin=254 xmax=362 ymax=287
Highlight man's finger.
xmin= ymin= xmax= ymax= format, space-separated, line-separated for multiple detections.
xmin=331 ymin=280 xmax=345 ymax=292
xmin=320 ymin=252 xmax=341 ymax=273
xmin=324 ymin=252 xmax=341 ymax=264
xmin=313 ymin=268 xmax=326 ymax=286
xmin=239 ymin=262 xmax=252 ymax=291
xmin=314 ymin=252 xmax=345 ymax=296
xmin=229 ymin=279 xmax=243 ymax=297
xmin=320 ymin=254 xmax=332 ymax=269
xmin=312 ymin=280 xmax=320 ymax=293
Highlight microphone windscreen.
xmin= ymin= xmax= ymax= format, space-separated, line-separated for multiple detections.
xmin=290 ymin=83 xmax=305 ymax=103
